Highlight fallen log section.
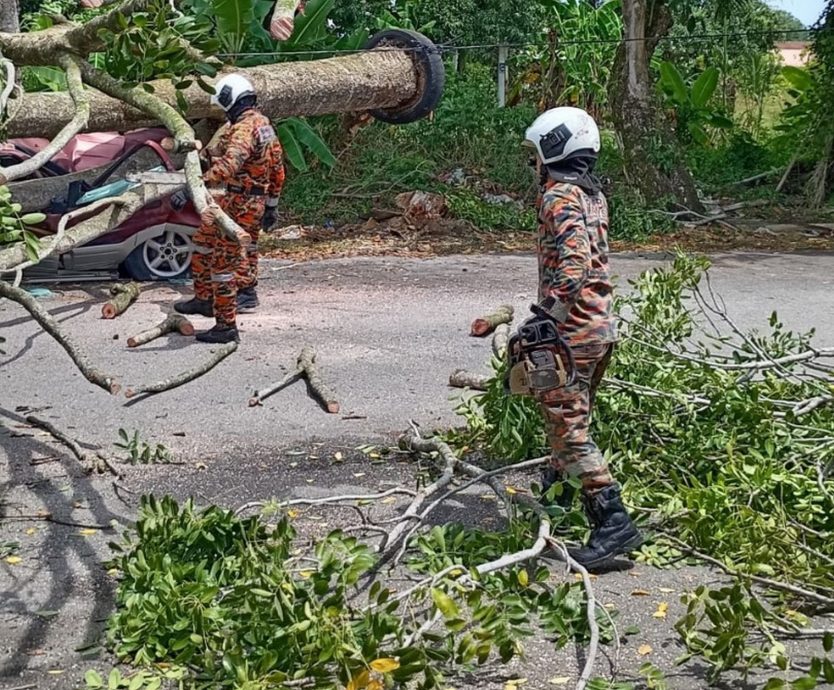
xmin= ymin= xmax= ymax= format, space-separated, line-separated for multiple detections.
xmin=470 ymin=304 xmax=514 ymax=337
xmin=127 ymin=314 xmax=195 ymax=347
xmin=249 ymin=346 xmax=340 ymax=413
xmin=101 ymin=282 xmax=140 ymax=319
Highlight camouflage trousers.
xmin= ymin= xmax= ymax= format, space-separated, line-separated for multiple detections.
xmin=534 ymin=343 xmax=615 ymax=492
xmin=191 ymin=193 xmax=266 ymax=326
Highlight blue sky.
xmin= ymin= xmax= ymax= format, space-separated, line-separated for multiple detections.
xmin=768 ymin=0 xmax=826 ymax=27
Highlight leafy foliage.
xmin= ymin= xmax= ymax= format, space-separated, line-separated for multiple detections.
xmin=114 ymin=429 xmax=172 ymax=465
xmin=104 ymin=495 xmax=611 ymax=689
xmin=0 ymin=186 xmax=46 ymax=260
xmin=510 ymin=0 xmax=623 ymax=116
xmin=658 ymin=62 xmax=733 ymax=144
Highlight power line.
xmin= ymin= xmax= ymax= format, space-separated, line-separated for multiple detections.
xmin=218 ymin=26 xmax=817 ymax=59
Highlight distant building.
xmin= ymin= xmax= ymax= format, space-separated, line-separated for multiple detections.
xmin=776 ymin=41 xmax=811 ymax=67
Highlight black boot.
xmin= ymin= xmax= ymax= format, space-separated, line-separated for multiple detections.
xmin=174 ymin=297 xmax=213 ymax=318
xmin=195 ymin=323 xmax=240 ymax=344
xmin=237 ymin=287 xmax=260 ymax=313
xmin=539 ymin=465 xmax=577 ymax=511
xmin=569 ymin=485 xmax=643 ymax=569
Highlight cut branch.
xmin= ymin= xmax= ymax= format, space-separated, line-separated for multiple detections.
xmin=0 ymin=280 xmax=120 ymax=394
xmin=124 ymin=342 xmax=238 ymax=399
xmin=448 ymin=369 xmax=490 ymax=391
xmin=127 ymin=313 xmax=195 ymax=347
xmin=25 ymin=414 xmax=120 ymax=476
xmin=249 ymin=346 xmax=340 ymax=413
xmin=101 ymin=282 xmax=140 ymax=319
xmin=492 ymin=322 xmax=510 ymax=358
xmin=471 ymin=304 xmax=514 ymax=337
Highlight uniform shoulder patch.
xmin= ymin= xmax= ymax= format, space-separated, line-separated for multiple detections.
xmin=256 ymin=125 xmax=276 ymax=144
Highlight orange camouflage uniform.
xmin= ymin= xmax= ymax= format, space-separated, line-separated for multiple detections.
xmin=534 ymin=179 xmax=617 ymax=491
xmin=191 ymin=110 xmax=285 ymax=326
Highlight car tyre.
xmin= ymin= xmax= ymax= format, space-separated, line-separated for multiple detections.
xmin=122 ymin=227 xmax=194 ymax=281
xmin=364 ymin=29 xmax=445 ymax=125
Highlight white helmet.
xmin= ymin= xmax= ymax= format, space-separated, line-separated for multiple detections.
xmin=523 ymin=107 xmax=600 ymax=166
xmin=210 ymin=74 xmax=256 ymax=112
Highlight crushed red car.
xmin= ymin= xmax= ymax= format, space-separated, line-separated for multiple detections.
xmin=1 ymin=128 xmax=200 ymax=282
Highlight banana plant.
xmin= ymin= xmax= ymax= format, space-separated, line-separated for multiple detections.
xmin=658 ymin=62 xmax=734 ymax=145
xmin=276 ymin=117 xmax=336 ymax=172
xmin=509 ymin=0 xmax=622 ymax=116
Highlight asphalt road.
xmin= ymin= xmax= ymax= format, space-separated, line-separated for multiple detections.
xmin=2 ymin=251 xmax=834 ymax=690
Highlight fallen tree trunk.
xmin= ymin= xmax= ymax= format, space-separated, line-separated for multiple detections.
xmin=127 ymin=314 xmax=194 ymax=347
xmin=101 ymin=282 xmax=140 ymax=319
xmin=5 ymin=51 xmax=418 ymax=140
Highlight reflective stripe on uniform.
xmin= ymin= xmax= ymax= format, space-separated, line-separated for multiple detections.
xmin=246 ymin=244 xmax=258 ymax=254
xmin=211 ymin=273 xmax=235 ymax=283
xmin=194 ymin=245 xmax=212 ymax=255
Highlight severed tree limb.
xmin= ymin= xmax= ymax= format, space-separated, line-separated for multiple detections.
xmin=298 ymin=346 xmax=340 ymax=414
xmin=0 ymin=280 xmax=120 ymax=394
xmin=470 ymin=304 xmax=514 ymax=337
xmin=492 ymin=322 xmax=510 ymax=358
xmin=127 ymin=313 xmax=194 ymax=347
xmin=124 ymin=342 xmax=237 ymax=399
xmin=0 ymin=53 xmax=89 ymax=185
xmin=249 ymin=367 xmax=304 ymax=407
xmin=25 ymin=414 xmax=121 ymax=476
xmin=101 ymin=282 xmax=140 ymax=319
xmin=124 ymin=342 xmax=237 ymax=400
xmin=251 ymin=346 xmax=340 ymax=412
xmin=234 ymin=488 xmax=418 ymax=517
xmin=448 ymin=369 xmax=490 ymax=391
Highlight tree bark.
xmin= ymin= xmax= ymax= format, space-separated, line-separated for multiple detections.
xmin=127 ymin=314 xmax=194 ymax=347
xmin=101 ymin=282 xmax=140 ymax=319
xmin=470 ymin=305 xmax=514 ymax=337
xmin=0 ymin=0 xmax=19 ymax=34
xmin=4 ymin=51 xmax=418 ymax=140
xmin=609 ymin=0 xmax=703 ymax=211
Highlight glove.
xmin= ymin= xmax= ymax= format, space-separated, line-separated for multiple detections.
xmin=170 ymin=190 xmax=188 ymax=211
xmin=262 ymin=196 xmax=280 ymax=232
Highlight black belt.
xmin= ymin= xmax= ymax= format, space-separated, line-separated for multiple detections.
xmin=227 ymin=184 xmax=268 ymax=196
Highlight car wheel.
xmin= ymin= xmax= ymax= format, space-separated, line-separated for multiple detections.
xmin=122 ymin=227 xmax=194 ymax=281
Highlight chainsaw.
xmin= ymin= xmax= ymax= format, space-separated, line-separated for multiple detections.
xmin=505 ymin=302 xmax=577 ymax=397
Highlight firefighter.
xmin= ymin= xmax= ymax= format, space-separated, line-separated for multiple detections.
xmin=513 ymin=106 xmax=643 ymax=568
xmin=173 ymin=74 xmax=285 ymax=343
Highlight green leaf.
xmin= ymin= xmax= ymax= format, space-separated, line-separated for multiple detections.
xmin=691 ymin=67 xmax=720 ymax=109
xmin=782 ymin=66 xmax=812 ymax=91
xmin=283 ymin=0 xmax=335 ymax=47
xmin=659 ymin=61 xmax=688 ymax=105
xmin=276 ymin=122 xmax=308 ymax=172
xmin=762 ymin=680 xmax=785 ymax=690
xmin=431 ymin=588 xmax=459 ymax=619
xmin=790 ymin=677 xmax=817 ymax=690
xmin=212 ymin=0 xmax=255 ymax=47
xmin=85 ymin=669 xmax=104 ymax=689
xmin=823 ymin=632 xmax=833 ymax=653
xmin=286 ymin=117 xmax=336 ymax=168
xmin=108 ymin=668 xmax=122 ymax=690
